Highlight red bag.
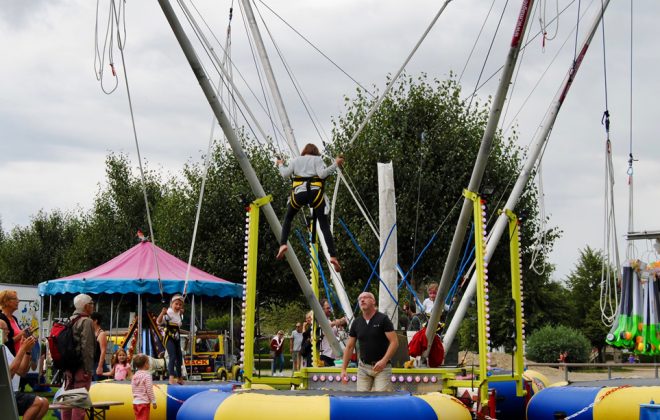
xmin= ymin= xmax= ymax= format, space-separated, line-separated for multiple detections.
xmin=48 ymin=314 xmax=86 ymax=371
xmin=408 ymin=327 xmax=445 ymax=367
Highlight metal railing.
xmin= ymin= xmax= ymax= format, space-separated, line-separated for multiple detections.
xmin=526 ymin=362 xmax=660 ymax=383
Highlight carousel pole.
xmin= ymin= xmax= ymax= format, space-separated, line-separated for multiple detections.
xmin=109 ymin=298 xmax=114 ymax=353
xmin=189 ymin=295 xmax=196 ymax=378
xmin=230 ymin=298 xmax=234 ymax=357
xmin=47 ymin=296 xmax=52 ymax=336
xmin=137 ymin=294 xmax=143 ymax=354
xmin=39 ymin=295 xmax=44 ymax=338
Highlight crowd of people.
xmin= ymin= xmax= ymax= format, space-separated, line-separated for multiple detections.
xmin=1 ymin=278 xmax=442 ymax=420
xmin=0 ymin=290 xmax=188 ymax=420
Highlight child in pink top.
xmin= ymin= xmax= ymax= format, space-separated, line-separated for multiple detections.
xmin=131 ymin=354 xmax=156 ymax=420
xmin=104 ymin=349 xmax=133 ymax=380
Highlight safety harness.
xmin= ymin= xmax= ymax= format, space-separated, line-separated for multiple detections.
xmin=162 ymin=316 xmax=181 ymax=346
xmin=290 ymin=176 xmax=324 ymax=210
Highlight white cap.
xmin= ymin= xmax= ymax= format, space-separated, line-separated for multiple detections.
xmin=171 ymin=294 xmax=184 ymax=304
xmin=73 ymin=294 xmax=94 ymax=310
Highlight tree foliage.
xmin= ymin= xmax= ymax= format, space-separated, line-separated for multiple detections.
xmin=0 ymin=210 xmax=81 ymax=283
xmin=564 ymin=247 xmax=611 ymax=351
xmin=526 ymin=324 xmax=591 ymax=363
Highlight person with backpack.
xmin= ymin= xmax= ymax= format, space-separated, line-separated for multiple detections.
xmin=61 ymin=293 xmax=96 ymax=420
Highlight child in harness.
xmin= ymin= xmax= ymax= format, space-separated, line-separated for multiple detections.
xmin=276 ymin=143 xmax=343 ymax=272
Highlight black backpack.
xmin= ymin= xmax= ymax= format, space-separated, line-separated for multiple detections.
xmin=48 ymin=314 xmax=86 ymax=371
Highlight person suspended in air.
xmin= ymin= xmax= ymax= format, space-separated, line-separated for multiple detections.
xmin=276 ymin=143 xmax=343 ymax=272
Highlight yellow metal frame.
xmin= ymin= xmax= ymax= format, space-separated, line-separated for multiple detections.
xmin=309 ymin=223 xmax=320 ymax=367
xmin=242 ymin=195 xmax=272 ymax=388
xmin=450 ymin=190 xmax=526 ymax=407
xmin=504 ymin=208 xmax=526 ymax=397
xmin=239 ymin=192 xmax=527 ymax=399
xmin=463 ymin=189 xmax=490 ymax=405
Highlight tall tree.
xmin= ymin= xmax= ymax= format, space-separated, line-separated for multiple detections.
xmin=565 ymin=246 xmax=610 ymax=354
xmin=0 ymin=210 xmax=81 ymax=284
xmin=61 ymin=153 xmax=166 ymax=275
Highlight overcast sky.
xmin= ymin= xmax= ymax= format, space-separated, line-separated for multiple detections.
xmin=1 ymin=0 xmax=658 ymax=281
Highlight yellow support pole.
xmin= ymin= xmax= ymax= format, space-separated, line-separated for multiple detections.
xmin=463 ymin=189 xmax=491 ymax=408
xmin=241 ymin=195 xmax=272 ymax=389
xmin=504 ymin=209 xmax=526 ymax=397
xmin=310 ymin=223 xmax=320 ymax=367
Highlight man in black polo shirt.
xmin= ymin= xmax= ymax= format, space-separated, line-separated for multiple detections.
xmin=340 ymin=292 xmax=398 ymax=391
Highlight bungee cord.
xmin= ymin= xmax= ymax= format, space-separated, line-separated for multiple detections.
xmin=625 ymin=0 xmax=635 ymax=260
xmin=237 ymin=0 xmax=289 ymax=154
xmin=539 ymin=0 xmax=561 ymax=48
xmin=94 ymin=0 xmax=125 ymax=94
xmin=255 ymin=0 xmax=376 ymax=99
xmin=459 ymin=0 xmax=498 ymax=84
xmin=94 ymin=0 xmax=165 ymax=301
xmin=252 ymin=1 xmax=331 ymax=146
xmin=343 ymin=0 xmax=454 ymax=151
xmin=182 ymin=3 xmax=237 ymax=298
xmin=598 ymin=0 xmax=619 ymax=326
xmin=465 ymin=0 xmax=510 ymax=112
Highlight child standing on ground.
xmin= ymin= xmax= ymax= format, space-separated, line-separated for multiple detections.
xmin=157 ymin=295 xmax=185 ymax=385
xmin=131 ymin=354 xmax=156 ymax=420
xmin=104 ymin=348 xmax=133 ymax=380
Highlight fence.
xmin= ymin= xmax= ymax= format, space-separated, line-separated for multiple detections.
xmin=526 ymin=362 xmax=660 ymax=382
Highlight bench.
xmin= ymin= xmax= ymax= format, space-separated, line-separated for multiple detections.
xmin=49 ymin=401 xmax=124 ymax=420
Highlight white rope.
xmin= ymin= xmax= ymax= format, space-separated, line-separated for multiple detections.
xmin=102 ymin=0 xmax=164 ymax=297
xmin=182 ymin=2 xmax=236 ymax=298
xmin=153 ymin=384 xmax=185 ymax=403
xmin=180 ymin=0 xmax=286 ymax=152
xmin=336 ymin=170 xmax=380 ymax=240
xmin=563 ymin=401 xmax=596 ymax=420
xmin=94 ymin=0 xmax=124 ymax=94
xmin=600 ymin=139 xmax=620 ymax=326
xmin=538 ymin=0 xmax=560 ymax=46
xmin=626 ymin=165 xmax=635 ymax=259
xmin=528 ymin=161 xmax=548 ymax=275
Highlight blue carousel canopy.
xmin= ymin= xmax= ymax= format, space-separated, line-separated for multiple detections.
xmin=38 ymin=242 xmax=242 ymax=298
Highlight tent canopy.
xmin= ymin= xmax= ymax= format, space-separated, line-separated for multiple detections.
xmin=38 ymin=241 xmax=242 ymax=298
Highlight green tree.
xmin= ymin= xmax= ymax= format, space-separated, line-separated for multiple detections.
xmin=61 ymin=153 xmax=166 ymax=275
xmin=526 ymin=324 xmax=591 ymax=363
xmin=0 ymin=210 xmax=81 ymax=284
xmin=565 ymin=247 xmax=610 ymax=357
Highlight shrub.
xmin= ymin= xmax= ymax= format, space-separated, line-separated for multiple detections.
xmin=205 ymin=313 xmax=232 ymax=331
xmin=526 ymin=324 xmax=590 ymax=363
